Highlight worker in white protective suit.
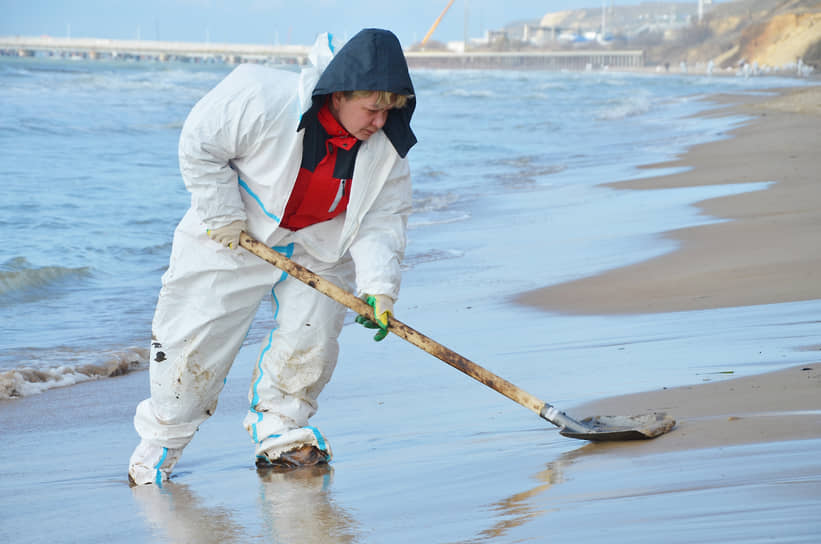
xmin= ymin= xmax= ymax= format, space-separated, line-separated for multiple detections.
xmin=128 ymin=28 xmax=416 ymax=486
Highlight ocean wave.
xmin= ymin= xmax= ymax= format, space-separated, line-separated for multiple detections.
xmin=444 ymin=88 xmax=496 ymax=99
xmin=0 ymin=257 xmax=91 ymax=304
xmin=402 ymin=248 xmax=465 ymax=270
xmin=0 ymin=347 xmax=148 ymax=399
xmin=408 ymin=213 xmax=472 ymax=229
xmin=596 ymin=94 xmax=653 ymax=120
xmin=489 ymin=154 xmax=566 ymax=188
xmin=409 ymin=191 xmax=472 ymax=228
xmin=412 ymin=191 xmax=460 ymax=214
xmin=1 ymin=58 xmax=226 ymax=94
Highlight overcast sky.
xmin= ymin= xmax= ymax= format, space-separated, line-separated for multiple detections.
xmin=0 ymin=0 xmax=673 ymax=47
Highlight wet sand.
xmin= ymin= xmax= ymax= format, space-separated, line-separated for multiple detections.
xmin=526 ymin=86 xmax=821 ymax=454
xmin=574 ymin=364 xmax=821 ymax=455
xmin=530 ymin=363 xmax=821 ymax=542
xmin=518 ymin=85 xmax=821 ymax=315
xmin=518 ymin=85 xmax=821 ymax=541
xmin=519 ymin=85 xmax=821 ymax=451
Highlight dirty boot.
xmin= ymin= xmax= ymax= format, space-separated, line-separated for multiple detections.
xmin=256 ymin=444 xmax=330 ymax=470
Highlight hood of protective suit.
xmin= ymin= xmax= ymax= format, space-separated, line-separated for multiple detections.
xmin=299 ymin=28 xmax=417 ymax=158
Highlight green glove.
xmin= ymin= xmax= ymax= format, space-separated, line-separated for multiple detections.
xmin=355 ymin=294 xmax=394 ymax=342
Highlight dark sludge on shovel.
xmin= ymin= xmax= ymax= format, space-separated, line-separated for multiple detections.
xmin=239 ymin=233 xmax=677 ymax=443
xmin=543 ymin=405 xmax=677 ymax=441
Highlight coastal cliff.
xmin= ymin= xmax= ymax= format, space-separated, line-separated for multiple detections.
xmin=533 ymin=0 xmax=821 ymax=70
xmin=657 ymin=0 xmax=821 ymax=69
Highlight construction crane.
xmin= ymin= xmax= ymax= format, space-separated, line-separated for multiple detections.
xmin=421 ymin=0 xmax=455 ymax=46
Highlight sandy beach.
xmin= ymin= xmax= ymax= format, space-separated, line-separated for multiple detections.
xmin=520 ymin=87 xmax=821 ymax=314
xmin=520 ymin=84 xmax=821 ymax=451
xmin=575 ymin=363 xmax=821 ymax=455
xmin=2 ymin=83 xmax=819 ymax=543
xmin=516 ymin=85 xmax=821 ymax=541
xmin=518 ymin=85 xmax=821 ymax=316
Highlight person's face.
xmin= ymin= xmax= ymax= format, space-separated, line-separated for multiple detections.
xmin=330 ymin=92 xmax=393 ymax=141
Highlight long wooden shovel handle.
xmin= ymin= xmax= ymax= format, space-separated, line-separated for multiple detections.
xmin=239 ymin=232 xmax=549 ymax=417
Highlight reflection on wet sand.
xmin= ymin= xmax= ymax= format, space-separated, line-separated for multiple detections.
xmin=257 ymin=465 xmax=359 ymax=543
xmin=131 ymin=481 xmax=245 ymax=543
xmin=463 ymin=440 xmax=677 ymax=543
xmin=466 ymin=462 xmax=566 ymax=542
xmin=465 ymin=434 xmax=821 ymax=543
xmin=131 ymin=465 xmax=360 ymax=543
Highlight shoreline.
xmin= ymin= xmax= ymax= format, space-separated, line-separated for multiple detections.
xmin=517 ymin=84 xmax=821 ymax=315
xmin=517 ymin=84 xmax=821 ymax=457
xmin=570 ymin=364 xmax=821 ymax=456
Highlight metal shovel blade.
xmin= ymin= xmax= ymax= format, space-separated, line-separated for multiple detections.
xmin=558 ymin=412 xmax=676 ymax=441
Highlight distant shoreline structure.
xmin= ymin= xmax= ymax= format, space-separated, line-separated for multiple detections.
xmin=1 ymin=35 xmax=644 ymax=71
xmin=0 ymin=36 xmax=310 ymax=65
xmin=1 ymin=35 xmax=813 ymax=77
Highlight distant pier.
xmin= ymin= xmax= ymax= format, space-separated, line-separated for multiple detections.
xmin=1 ymin=36 xmax=645 ymax=70
xmin=0 ymin=36 xmax=310 ymax=64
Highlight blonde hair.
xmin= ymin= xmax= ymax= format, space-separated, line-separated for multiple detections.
xmin=342 ymin=90 xmax=411 ymax=109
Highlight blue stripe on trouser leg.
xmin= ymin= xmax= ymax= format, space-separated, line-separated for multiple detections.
xmin=245 ymin=244 xmax=352 ymax=460
xmin=154 ymin=447 xmax=169 ymax=487
xmin=249 ymin=332 xmax=274 ymax=443
xmin=305 ymin=426 xmax=328 ymax=453
xmin=248 ymin=243 xmax=294 ymax=443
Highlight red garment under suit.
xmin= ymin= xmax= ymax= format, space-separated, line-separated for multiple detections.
xmin=279 ymin=101 xmax=361 ymax=230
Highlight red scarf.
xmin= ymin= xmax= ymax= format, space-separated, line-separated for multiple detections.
xmin=280 ymin=103 xmax=358 ymax=231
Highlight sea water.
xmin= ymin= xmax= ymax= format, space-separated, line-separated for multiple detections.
xmin=0 ymin=55 xmax=814 ymax=400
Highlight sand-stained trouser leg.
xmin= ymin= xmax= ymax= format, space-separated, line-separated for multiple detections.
xmin=244 ymin=244 xmax=354 ymax=465
xmin=130 ymin=212 xmax=278 ymax=485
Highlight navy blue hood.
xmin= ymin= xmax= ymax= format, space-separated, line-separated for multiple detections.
xmin=300 ymin=28 xmax=416 ymax=158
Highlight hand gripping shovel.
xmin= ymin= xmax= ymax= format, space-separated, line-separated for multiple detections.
xmin=239 ymin=233 xmax=675 ymax=441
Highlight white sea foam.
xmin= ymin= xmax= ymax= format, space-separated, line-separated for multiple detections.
xmin=409 ymin=213 xmax=472 ymax=229
xmin=409 ymin=192 xmax=471 ymax=228
xmin=402 ymin=248 xmax=466 ymax=270
xmin=412 ymin=192 xmax=460 ymax=214
xmin=0 ymin=347 xmax=148 ymax=399
xmin=596 ymin=93 xmax=653 ymax=120
xmin=445 ymin=88 xmax=496 ymax=98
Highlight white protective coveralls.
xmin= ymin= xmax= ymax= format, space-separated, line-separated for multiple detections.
xmin=129 ymin=29 xmax=416 ymax=486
